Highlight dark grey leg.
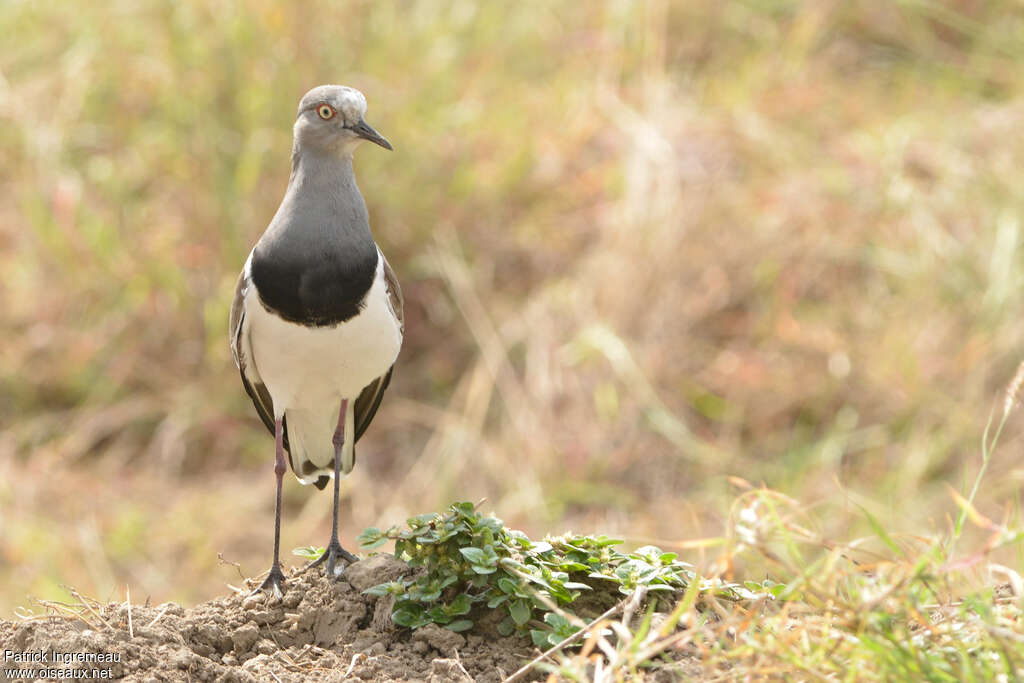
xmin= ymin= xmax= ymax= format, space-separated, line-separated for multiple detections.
xmin=253 ymin=417 xmax=287 ymax=597
xmin=302 ymin=399 xmax=358 ymax=578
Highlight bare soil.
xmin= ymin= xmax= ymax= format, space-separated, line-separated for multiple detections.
xmin=0 ymin=555 xmax=541 ymax=682
xmin=1 ymin=554 xmax=701 ymax=681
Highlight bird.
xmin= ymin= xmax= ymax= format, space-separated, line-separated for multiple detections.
xmin=229 ymin=85 xmax=403 ymax=596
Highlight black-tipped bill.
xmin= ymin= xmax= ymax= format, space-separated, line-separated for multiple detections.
xmin=351 ymin=120 xmax=392 ymax=150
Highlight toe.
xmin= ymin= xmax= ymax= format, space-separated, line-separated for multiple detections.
xmin=251 ymin=565 xmax=287 ymax=598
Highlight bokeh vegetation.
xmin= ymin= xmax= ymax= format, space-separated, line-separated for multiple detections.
xmin=2 ymin=0 xmax=1024 ymax=645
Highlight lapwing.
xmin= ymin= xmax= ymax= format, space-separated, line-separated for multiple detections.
xmin=229 ymin=85 xmax=403 ymax=595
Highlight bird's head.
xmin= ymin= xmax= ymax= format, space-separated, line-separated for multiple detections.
xmin=293 ymin=85 xmax=392 ymax=156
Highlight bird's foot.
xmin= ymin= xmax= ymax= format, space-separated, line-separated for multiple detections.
xmin=301 ymin=540 xmax=358 ymax=580
xmin=251 ymin=564 xmax=286 ymax=598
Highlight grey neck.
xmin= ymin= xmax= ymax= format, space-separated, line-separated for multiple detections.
xmin=249 ymin=145 xmax=380 ymax=326
xmin=277 ymin=147 xmax=375 ymax=246
xmin=289 ymin=148 xmax=355 ymax=204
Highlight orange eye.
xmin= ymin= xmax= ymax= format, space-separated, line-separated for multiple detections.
xmin=317 ymin=104 xmax=334 ymax=120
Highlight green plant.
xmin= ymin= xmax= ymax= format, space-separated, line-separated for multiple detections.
xmin=356 ymin=502 xmax=725 ymax=646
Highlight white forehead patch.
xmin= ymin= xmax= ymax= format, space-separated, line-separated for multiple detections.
xmin=334 ymin=89 xmax=367 ymax=124
xmin=298 ymin=85 xmax=367 ymax=125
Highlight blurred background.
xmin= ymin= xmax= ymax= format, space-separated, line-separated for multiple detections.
xmin=2 ymin=0 xmax=1024 ymax=614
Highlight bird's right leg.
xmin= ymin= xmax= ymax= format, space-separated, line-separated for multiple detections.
xmin=302 ymin=399 xmax=358 ymax=579
xmin=253 ymin=417 xmax=287 ymax=597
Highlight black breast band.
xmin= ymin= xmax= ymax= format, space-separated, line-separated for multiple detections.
xmin=250 ymin=246 xmax=378 ymax=327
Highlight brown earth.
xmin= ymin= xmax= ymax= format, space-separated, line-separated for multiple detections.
xmin=0 ymin=555 xmax=696 ymax=681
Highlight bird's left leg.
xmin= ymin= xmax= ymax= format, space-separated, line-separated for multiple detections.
xmin=302 ymin=398 xmax=358 ymax=578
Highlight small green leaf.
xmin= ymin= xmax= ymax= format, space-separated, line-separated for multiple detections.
xmin=497 ymin=617 xmax=516 ymax=636
xmin=356 ymin=528 xmax=388 ymax=550
xmin=510 ymin=599 xmax=531 ymax=625
xmin=426 ymin=606 xmax=450 ymax=622
xmin=413 ymin=586 xmax=442 ymax=602
xmin=479 ymin=517 xmax=504 ymax=533
xmin=548 ymin=584 xmax=574 ymax=603
xmin=487 ymin=594 xmax=509 ymax=608
xmin=359 ymin=536 xmax=389 ymax=550
xmin=508 ymin=530 xmax=531 ymax=547
xmin=292 ymin=546 xmax=324 ymax=560
xmin=555 ymin=561 xmax=589 ymax=572
xmin=392 ymin=604 xmax=427 ymax=628
xmin=562 ymin=582 xmax=592 ymax=591
xmin=544 ymin=612 xmax=570 ymax=629
xmin=364 ymin=581 xmax=403 ymax=597
xmin=449 ymin=593 xmax=472 ymax=615
xmin=446 ymin=619 xmax=474 ymax=632
xmin=530 ymin=629 xmax=550 ymax=648
xmin=459 ymin=547 xmax=487 ymax=564
xmin=597 ymin=536 xmax=624 ymax=547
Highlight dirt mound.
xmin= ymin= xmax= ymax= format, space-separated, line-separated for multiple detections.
xmin=0 ymin=555 xmax=539 ymax=682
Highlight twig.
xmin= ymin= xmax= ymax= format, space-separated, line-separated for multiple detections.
xmin=922 ymin=595 xmax=1020 ymax=612
xmin=620 ymin=585 xmax=648 ymax=629
xmin=66 ymin=587 xmax=113 ymax=631
xmin=452 ymin=649 xmax=473 ymax=679
xmin=144 ymin=604 xmax=170 ymax=630
xmin=126 ymin=586 xmax=134 ymax=639
xmin=219 ymin=552 xmax=247 ymax=581
xmin=633 ymin=627 xmax=698 ymax=663
xmin=503 ymin=598 xmax=628 ymax=683
xmin=291 ymin=644 xmax=312 ymax=664
xmin=985 ymin=624 xmax=1024 ymax=644
xmin=342 ymin=653 xmax=366 ymax=678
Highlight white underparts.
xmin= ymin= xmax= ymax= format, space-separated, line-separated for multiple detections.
xmin=243 ymin=252 xmax=402 ymax=484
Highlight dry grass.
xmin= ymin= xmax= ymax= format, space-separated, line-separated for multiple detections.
xmin=540 ymin=482 xmax=1024 ymax=680
xmin=2 ymin=2 xmax=1024 ymax=671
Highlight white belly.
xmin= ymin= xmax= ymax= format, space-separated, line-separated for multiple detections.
xmin=246 ymin=258 xmax=402 ymax=413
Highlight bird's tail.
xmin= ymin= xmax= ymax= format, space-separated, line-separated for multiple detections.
xmin=285 ymin=402 xmax=356 ymax=487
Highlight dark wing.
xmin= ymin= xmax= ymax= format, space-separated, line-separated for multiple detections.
xmin=353 ymin=254 xmax=404 ymax=443
xmin=230 ymin=266 xmax=290 ymax=452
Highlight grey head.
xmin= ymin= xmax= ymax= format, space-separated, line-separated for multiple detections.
xmin=293 ymin=85 xmax=392 ymax=156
